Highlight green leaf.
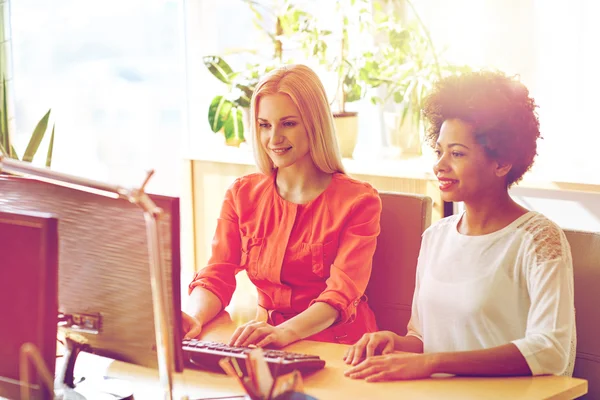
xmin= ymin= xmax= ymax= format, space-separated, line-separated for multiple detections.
xmin=208 ymin=96 xmax=233 ymax=133
xmin=403 ymin=78 xmax=418 ymax=104
xmin=345 ymin=82 xmax=363 ymax=103
xmin=389 ymin=29 xmax=410 ymax=50
xmin=370 ymin=96 xmax=382 ymax=105
xmin=235 ymin=84 xmax=254 ymax=108
xmin=23 ymin=109 xmax=51 ymax=163
xmin=399 ymin=103 xmax=410 ymax=129
xmin=223 ymin=106 xmax=245 ymax=145
xmin=203 ymin=56 xmax=235 ymax=84
xmin=45 ymin=124 xmax=55 ymax=167
xmin=393 ymin=91 xmax=404 ymax=103
xmin=1 ymin=78 xmax=9 ymax=155
xmin=0 ymin=143 xmax=17 ymax=160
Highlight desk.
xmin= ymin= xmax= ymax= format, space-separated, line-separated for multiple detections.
xmin=101 ymin=311 xmax=588 ymax=400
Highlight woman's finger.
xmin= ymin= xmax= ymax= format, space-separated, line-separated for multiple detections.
xmin=349 ymin=335 xmax=370 ymax=366
xmin=365 ymin=371 xmax=390 ymax=383
xmin=232 ymin=326 xmax=254 ymax=347
xmin=239 ymin=326 xmax=269 ymax=347
xmin=228 ymin=325 xmax=244 ymax=346
xmin=255 ymin=333 xmax=275 ymax=348
xmin=343 ymin=346 xmax=355 ymax=364
xmin=347 ymin=365 xmax=380 ymax=380
xmin=365 ymin=338 xmax=381 ymax=359
xmin=381 ymin=339 xmax=395 ymax=355
xmin=345 ymin=356 xmax=377 ymax=376
xmin=182 ymin=312 xmax=202 ymax=339
xmin=351 ymin=342 xmax=368 ymax=366
xmin=232 ymin=321 xmax=263 ymax=347
xmin=184 ymin=324 xmax=202 ymax=340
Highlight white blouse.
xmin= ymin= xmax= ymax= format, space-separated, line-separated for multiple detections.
xmin=407 ymin=211 xmax=576 ymax=376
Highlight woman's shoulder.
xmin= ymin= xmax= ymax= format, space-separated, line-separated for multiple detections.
xmin=331 ymin=173 xmax=379 ymax=198
xmin=515 ymin=211 xmax=561 ymax=233
xmin=229 ymin=172 xmax=274 ymax=194
xmin=514 ymin=212 xmax=569 ymax=262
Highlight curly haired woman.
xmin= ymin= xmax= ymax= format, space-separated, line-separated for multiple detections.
xmin=343 ymin=71 xmax=576 ymax=382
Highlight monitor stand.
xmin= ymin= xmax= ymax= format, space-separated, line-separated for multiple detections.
xmin=54 ymin=336 xmax=135 ymax=400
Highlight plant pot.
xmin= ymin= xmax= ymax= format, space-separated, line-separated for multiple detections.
xmin=333 ymin=112 xmax=358 ymax=158
xmin=383 ymin=110 xmax=423 ymax=157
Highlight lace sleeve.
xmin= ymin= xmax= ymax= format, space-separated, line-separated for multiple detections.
xmin=511 ymin=214 xmax=576 ymax=376
xmin=519 ymin=215 xmax=566 ymax=264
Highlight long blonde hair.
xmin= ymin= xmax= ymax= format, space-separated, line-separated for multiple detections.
xmin=250 ymin=64 xmax=345 ymax=175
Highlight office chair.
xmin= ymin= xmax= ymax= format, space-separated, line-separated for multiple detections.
xmin=564 ymin=229 xmax=600 ymax=399
xmin=366 ymin=191 xmax=432 ymax=335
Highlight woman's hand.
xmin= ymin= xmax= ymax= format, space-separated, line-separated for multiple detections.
xmin=344 ymin=352 xmax=435 ymax=382
xmin=229 ymin=320 xmax=300 ymax=348
xmin=182 ymin=311 xmax=203 ymax=340
xmin=343 ymin=331 xmax=399 ymax=366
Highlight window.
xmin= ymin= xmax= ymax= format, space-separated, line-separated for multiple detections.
xmin=11 ymin=0 xmax=186 ymax=195
xmin=414 ymin=0 xmax=599 ymax=183
xmin=184 ymin=0 xmax=385 ymax=157
xmin=186 ymin=0 xmax=598 ymax=185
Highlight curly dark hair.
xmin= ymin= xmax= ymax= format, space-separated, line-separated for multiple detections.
xmin=422 ymin=71 xmax=541 ymax=187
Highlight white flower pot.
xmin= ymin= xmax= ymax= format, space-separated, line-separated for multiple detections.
xmin=333 ymin=112 xmax=359 ymax=158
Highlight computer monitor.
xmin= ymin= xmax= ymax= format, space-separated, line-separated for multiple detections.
xmin=0 ymin=209 xmax=59 ymax=400
xmin=0 ymin=175 xmax=184 ymax=376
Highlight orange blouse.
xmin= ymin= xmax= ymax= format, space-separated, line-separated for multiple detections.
xmin=189 ymin=172 xmax=382 ymax=344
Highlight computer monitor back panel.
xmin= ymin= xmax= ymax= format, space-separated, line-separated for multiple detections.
xmin=0 ymin=175 xmax=183 ymax=372
xmin=0 ymin=209 xmax=59 ymax=400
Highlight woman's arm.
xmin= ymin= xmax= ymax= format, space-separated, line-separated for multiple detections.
xmin=277 ymin=302 xmax=339 ymax=340
xmin=431 ymin=343 xmax=531 ymax=376
xmin=344 ymin=332 xmax=423 ymax=365
xmin=183 ymin=180 xmax=244 ymax=337
xmin=511 ymin=222 xmax=575 ymax=376
xmin=345 ymin=343 xmax=531 ymax=381
xmin=308 ymin=190 xmax=382 ymax=325
xmin=183 ymin=287 xmax=223 ymax=332
xmin=229 ymin=302 xmax=339 ymax=348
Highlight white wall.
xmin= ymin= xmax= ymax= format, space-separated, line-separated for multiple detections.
xmin=510 ymin=188 xmax=600 ymax=232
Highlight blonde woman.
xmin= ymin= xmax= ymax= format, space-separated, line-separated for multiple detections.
xmin=183 ymin=64 xmax=382 ymax=348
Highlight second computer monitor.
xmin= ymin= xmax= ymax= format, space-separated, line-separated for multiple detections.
xmin=0 ymin=209 xmax=59 ymax=400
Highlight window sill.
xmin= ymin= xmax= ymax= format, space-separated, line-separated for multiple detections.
xmin=184 ymin=139 xmax=600 ymax=194
xmin=184 ymin=141 xmax=436 ymax=181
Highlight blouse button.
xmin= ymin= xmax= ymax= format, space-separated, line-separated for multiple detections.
xmin=353 ymin=300 xmax=359 ymax=306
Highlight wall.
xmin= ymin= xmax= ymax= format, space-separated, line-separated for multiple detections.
xmin=510 ymin=187 xmax=600 ymax=232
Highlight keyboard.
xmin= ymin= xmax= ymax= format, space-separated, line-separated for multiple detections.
xmin=182 ymin=339 xmax=326 ymax=376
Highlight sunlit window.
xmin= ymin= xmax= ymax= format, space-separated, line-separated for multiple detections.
xmin=408 ymin=0 xmax=599 ymax=183
xmin=11 ymin=0 xmax=185 ymax=195
xmin=187 ymin=0 xmax=598 ymax=185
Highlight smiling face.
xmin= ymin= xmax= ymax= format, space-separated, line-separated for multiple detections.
xmin=257 ymin=93 xmax=313 ymax=171
xmin=434 ymin=119 xmax=510 ymax=203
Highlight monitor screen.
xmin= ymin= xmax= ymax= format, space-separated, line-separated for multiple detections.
xmin=0 ymin=175 xmax=184 ymax=373
xmin=0 ymin=209 xmax=59 ymax=400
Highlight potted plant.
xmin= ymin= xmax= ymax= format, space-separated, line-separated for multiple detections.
xmin=359 ymin=0 xmax=471 ymax=155
xmin=203 ymin=56 xmax=268 ymax=147
xmin=329 ymin=0 xmax=371 ymax=158
xmin=1 ymin=3 xmax=55 ymax=166
xmin=295 ymin=0 xmax=371 ymax=158
xmin=203 ymin=0 xmax=322 ymax=147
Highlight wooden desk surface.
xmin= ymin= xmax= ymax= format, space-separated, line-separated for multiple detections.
xmin=103 ymin=312 xmax=588 ymax=400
